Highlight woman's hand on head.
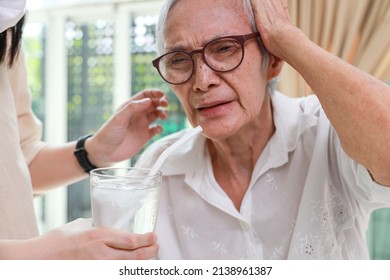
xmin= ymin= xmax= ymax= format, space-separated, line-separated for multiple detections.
xmin=250 ymin=0 xmax=294 ymax=58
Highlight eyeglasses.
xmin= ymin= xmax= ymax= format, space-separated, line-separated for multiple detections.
xmin=152 ymin=32 xmax=260 ymax=85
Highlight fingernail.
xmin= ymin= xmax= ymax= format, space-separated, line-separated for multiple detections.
xmin=134 ymin=98 xmax=151 ymax=104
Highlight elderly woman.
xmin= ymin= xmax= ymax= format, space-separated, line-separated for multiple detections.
xmin=136 ymin=0 xmax=390 ymax=259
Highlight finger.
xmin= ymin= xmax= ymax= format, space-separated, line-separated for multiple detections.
xmin=108 ymin=244 xmax=159 ymax=260
xmin=130 ymin=95 xmax=168 ymax=115
xmin=250 ymin=0 xmax=270 ymax=19
xmin=94 ymin=240 xmax=159 ymax=260
xmin=268 ymin=0 xmax=291 ymax=20
xmin=146 ymin=108 xmax=168 ymax=123
xmin=275 ymin=0 xmax=290 ymax=18
xmin=282 ymin=0 xmax=288 ymax=9
xmin=129 ymin=98 xmax=153 ymax=108
xmin=121 ymin=244 xmax=159 ymax=260
xmin=158 ymin=96 xmax=169 ymax=108
xmin=129 ymin=97 xmax=168 ymax=115
xmin=124 ymin=98 xmax=154 ymax=116
xmin=148 ymin=125 xmax=163 ymax=138
xmin=157 ymin=108 xmax=168 ymax=120
xmin=110 ymin=99 xmax=152 ymax=127
xmin=150 ymin=96 xmax=168 ymax=110
xmin=115 ymin=97 xmax=151 ymax=114
xmin=270 ymin=0 xmax=288 ymax=10
xmin=102 ymin=230 xmax=157 ymax=250
xmin=154 ymin=107 xmax=168 ymax=120
xmin=61 ymin=218 xmax=93 ymax=231
xmin=133 ymin=89 xmax=165 ymax=102
xmin=144 ymin=90 xmax=168 ymax=109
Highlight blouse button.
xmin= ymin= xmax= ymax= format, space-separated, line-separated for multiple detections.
xmin=240 ymin=221 xmax=250 ymax=231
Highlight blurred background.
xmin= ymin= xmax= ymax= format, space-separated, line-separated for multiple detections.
xmin=23 ymin=0 xmax=390 ymax=259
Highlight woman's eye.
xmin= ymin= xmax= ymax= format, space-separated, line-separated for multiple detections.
xmin=218 ymin=45 xmax=234 ymax=52
xmin=210 ymin=41 xmax=239 ymax=55
xmin=171 ymin=57 xmax=188 ymax=65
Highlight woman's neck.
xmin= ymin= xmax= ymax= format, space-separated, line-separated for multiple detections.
xmin=206 ymin=94 xmax=275 ymax=210
xmin=207 ymin=94 xmax=274 ymax=172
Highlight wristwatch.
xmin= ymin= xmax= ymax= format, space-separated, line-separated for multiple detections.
xmin=74 ymin=134 xmax=98 ymax=173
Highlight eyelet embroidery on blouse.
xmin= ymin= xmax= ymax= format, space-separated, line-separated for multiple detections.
xmin=292 ymin=184 xmax=351 ymax=259
xmin=211 ymin=241 xmax=228 ymax=255
xmin=270 ymin=247 xmax=284 ymax=260
xmin=315 ymin=185 xmax=349 ymax=258
xmin=167 ymin=205 xmax=173 ymax=215
xmin=305 ymin=244 xmax=314 ymax=256
xmin=181 ymin=225 xmax=199 ymax=239
xmin=266 ymin=173 xmax=279 ymax=191
xmin=326 ymin=185 xmax=349 ymax=226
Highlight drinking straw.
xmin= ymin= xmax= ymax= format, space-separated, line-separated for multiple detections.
xmin=113 ymin=126 xmax=203 ymax=230
xmin=148 ymin=125 xmax=203 ymax=176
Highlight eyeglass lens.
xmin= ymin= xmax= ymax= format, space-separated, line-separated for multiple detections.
xmin=157 ymin=37 xmax=244 ymax=84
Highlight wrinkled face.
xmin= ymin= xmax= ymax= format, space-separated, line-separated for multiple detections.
xmin=163 ymin=0 xmax=270 ymax=139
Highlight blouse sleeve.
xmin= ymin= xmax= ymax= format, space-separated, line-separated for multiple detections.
xmin=331 ymin=126 xmax=390 ymax=209
xmin=8 ymin=50 xmax=46 ymax=164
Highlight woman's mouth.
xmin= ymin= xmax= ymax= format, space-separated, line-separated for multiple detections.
xmin=197 ymin=100 xmax=234 ymax=118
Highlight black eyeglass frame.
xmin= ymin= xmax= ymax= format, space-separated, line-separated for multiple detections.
xmin=152 ymin=32 xmax=260 ymax=85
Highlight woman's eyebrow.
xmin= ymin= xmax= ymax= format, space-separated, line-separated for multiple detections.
xmin=164 ymin=45 xmax=187 ymax=53
xmin=163 ymin=33 xmax=228 ymax=53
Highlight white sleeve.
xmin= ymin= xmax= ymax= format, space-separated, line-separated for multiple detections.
xmin=8 ymin=50 xmax=46 ymax=164
xmin=332 ymin=127 xmax=390 ymax=209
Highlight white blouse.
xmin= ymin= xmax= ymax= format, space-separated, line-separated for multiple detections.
xmin=136 ymin=91 xmax=390 ymax=259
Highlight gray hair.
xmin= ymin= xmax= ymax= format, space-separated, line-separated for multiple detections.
xmin=155 ymin=0 xmax=277 ymax=91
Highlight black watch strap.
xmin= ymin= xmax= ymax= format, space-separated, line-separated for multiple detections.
xmin=74 ymin=134 xmax=98 ymax=173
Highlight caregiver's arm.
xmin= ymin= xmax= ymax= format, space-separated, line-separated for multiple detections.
xmin=30 ymin=90 xmax=167 ymax=193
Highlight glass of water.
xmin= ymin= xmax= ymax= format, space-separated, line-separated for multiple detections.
xmin=90 ymin=167 xmax=162 ymax=234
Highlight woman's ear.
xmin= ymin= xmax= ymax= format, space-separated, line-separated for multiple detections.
xmin=267 ymin=54 xmax=284 ymax=81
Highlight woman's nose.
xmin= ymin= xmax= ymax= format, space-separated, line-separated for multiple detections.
xmin=191 ymin=55 xmax=220 ymax=92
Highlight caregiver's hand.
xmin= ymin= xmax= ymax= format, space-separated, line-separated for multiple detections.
xmin=0 ymin=218 xmax=159 ymax=259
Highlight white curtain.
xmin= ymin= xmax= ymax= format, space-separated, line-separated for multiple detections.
xmin=278 ymin=0 xmax=390 ymax=97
